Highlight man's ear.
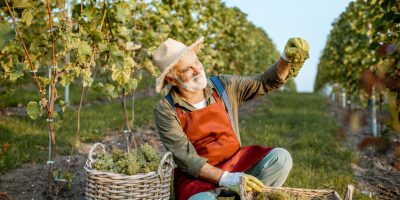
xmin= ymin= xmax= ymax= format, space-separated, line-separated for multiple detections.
xmin=165 ymin=76 xmax=178 ymax=86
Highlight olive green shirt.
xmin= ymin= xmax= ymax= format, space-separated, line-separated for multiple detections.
xmin=153 ymin=63 xmax=287 ymax=178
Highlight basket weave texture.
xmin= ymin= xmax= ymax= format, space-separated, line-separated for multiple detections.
xmin=84 ymin=143 xmax=174 ymax=200
xmin=240 ymin=177 xmax=353 ymax=200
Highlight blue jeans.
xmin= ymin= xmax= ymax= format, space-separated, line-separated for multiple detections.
xmin=188 ymin=148 xmax=293 ymax=200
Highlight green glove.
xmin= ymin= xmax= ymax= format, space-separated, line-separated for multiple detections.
xmin=219 ymin=171 xmax=264 ymax=194
xmin=281 ymin=38 xmax=310 ymax=78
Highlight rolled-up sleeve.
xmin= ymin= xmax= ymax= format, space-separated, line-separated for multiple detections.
xmin=154 ymin=102 xmax=208 ymax=177
xmin=219 ymin=63 xmax=287 ymax=103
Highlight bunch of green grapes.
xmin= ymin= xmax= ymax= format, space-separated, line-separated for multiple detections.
xmin=284 ymin=38 xmax=310 ymax=79
xmin=255 ymin=191 xmax=312 ymax=200
xmin=125 ymin=153 xmax=140 ymax=175
xmin=265 ymin=191 xmax=289 ymax=200
xmin=112 ymin=149 xmax=125 ymax=161
xmin=285 ymin=48 xmax=309 ymax=79
xmin=92 ymin=153 xmax=114 ymax=171
xmin=92 ymin=143 xmax=161 ymax=175
xmin=138 ymin=143 xmax=161 ymax=173
xmin=141 ymin=143 xmax=161 ymax=162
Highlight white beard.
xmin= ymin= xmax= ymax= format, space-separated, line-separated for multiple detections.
xmin=177 ymin=70 xmax=208 ymax=92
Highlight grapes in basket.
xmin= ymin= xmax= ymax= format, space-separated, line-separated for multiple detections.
xmin=92 ymin=143 xmax=161 ymax=175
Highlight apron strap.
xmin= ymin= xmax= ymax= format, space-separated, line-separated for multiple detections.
xmin=210 ymin=76 xmax=236 ymax=134
xmin=165 ymin=93 xmax=175 ymax=110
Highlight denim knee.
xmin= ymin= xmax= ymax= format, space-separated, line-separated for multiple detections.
xmin=269 ymin=148 xmax=293 ymax=171
xmin=188 ymin=191 xmax=218 ymax=200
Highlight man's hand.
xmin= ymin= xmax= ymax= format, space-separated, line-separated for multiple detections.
xmin=280 ymin=38 xmax=310 ymax=78
xmin=219 ymin=171 xmax=264 ymax=194
xmin=281 ymin=38 xmax=309 ymax=62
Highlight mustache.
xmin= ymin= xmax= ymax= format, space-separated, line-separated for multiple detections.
xmin=191 ymin=70 xmax=205 ymax=80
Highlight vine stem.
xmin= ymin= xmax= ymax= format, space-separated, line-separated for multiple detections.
xmin=68 ymin=85 xmax=85 ymax=162
xmin=121 ymin=88 xmax=138 ymax=155
xmin=45 ymin=0 xmax=58 ymax=197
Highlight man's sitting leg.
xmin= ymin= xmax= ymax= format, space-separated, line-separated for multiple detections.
xmin=246 ymin=148 xmax=293 ymax=187
xmin=188 ymin=190 xmax=218 ymax=200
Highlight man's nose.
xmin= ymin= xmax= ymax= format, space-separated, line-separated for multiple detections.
xmin=192 ymin=63 xmax=203 ymax=75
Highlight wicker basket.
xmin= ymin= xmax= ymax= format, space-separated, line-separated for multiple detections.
xmin=84 ymin=143 xmax=175 ymax=200
xmin=240 ymin=177 xmax=354 ymax=200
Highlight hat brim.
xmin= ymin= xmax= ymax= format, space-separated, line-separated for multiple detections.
xmin=155 ymin=36 xmax=205 ymax=93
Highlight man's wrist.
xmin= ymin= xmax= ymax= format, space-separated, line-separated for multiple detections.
xmin=198 ymin=163 xmax=226 ymax=184
xmin=276 ymin=57 xmax=291 ymax=80
xmin=280 ymin=52 xmax=291 ymax=62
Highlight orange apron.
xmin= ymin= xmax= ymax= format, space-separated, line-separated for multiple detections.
xmin=173 ymin=90 xmax=272 ymax=200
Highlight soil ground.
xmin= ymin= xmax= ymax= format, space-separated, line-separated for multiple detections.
xmin=328 ymin=99 xmax=400 ymax=200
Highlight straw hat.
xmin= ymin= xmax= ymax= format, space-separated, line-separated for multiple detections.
xmin=152 ymin=36 xmax=204 ymax=93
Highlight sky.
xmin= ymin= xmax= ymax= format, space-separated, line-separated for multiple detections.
xmin=223 ymin=0 xmax=353 ymax=92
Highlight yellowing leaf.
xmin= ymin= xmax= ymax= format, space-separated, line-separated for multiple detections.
xmin=81 ymin=69 xmax=93 ymax=87
xmin=21 ymin=9 xmax=33 ymax=26
xmin=111 ymin=64 xmax=131 ymax=85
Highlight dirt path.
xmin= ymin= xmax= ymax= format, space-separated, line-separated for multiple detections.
xmin=327 ymin=99 xmax=400 ymax=199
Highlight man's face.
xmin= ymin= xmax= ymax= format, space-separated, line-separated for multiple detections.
xmin=171 ymin=51 xmax=207 ymax=92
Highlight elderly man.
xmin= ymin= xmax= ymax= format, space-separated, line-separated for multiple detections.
xmin=153 ymin=36 xmax=309 ymax=200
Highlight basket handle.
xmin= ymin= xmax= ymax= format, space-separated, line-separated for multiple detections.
xmin=157 ymin=152 xmax=174 ymax=181
xmin=84 ymin=142 xmax=106 ymax=170
xmin=239 ymin=176 xmax=249 ymax=200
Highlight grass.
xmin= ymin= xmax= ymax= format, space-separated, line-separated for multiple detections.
xmin=0 ymin=91 xmax=161 ymax=172
xmin=238 ymin=92 xmax=371 ymax=199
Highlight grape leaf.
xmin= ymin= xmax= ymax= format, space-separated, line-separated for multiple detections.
xmin=27 ymin=101 xmax=40 ymax=120
xmin=115 ymin=2 xmax=130 ymax=23
xmin=111 ymin=64 xmax=131 ymax=85
xmin=0 ymin=23 xmax=15 ymax=50
xmin=12 ymin=0 xmax=31 ymax=8
xmin=78 ymin=41 xmax=91 ymax=57
xmin=9 ymin=70 xmax=24 ymax=81
xmin=104 ymin=83 xmax=118 ymax=99
xmin=21 ymin=9 xmax=33 ymax=26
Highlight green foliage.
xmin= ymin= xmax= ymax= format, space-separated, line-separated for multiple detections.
xmin=11 ymin=0 xmax=31 ymax=8
xmin=92 ymin=143 xmax=161 ymax=175
xmin=0 ymin=22 xmax=15 ymax=50
xmin=27 ymin=101 xmax=41 ymax=120
xmin=0 ymin=0 xmax=279 ymax=117
xmin=315 ymin=0 xmax=400 ymax=93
